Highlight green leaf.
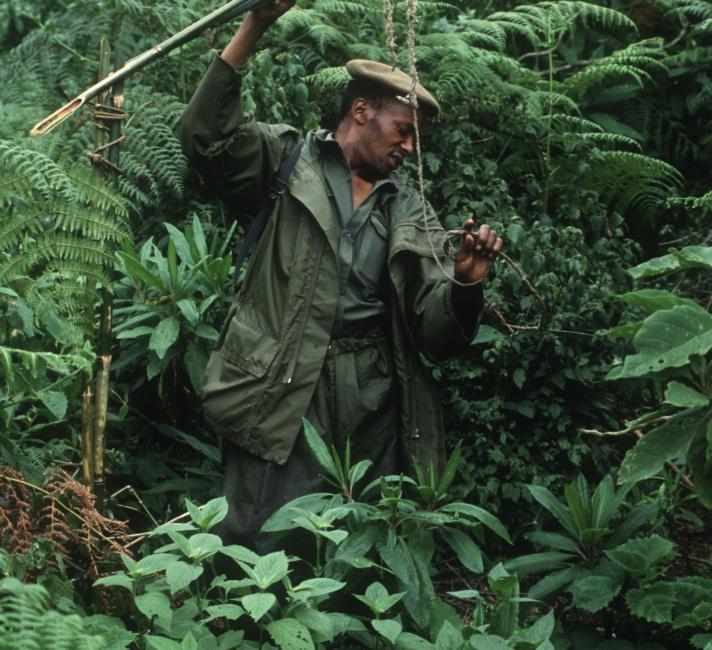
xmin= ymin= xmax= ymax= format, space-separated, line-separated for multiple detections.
xmin=691 ymin=634 xmax=712 ymax=650
xmin=373 ymin=618 xmax=403 ymax=645
xmin=348 ymin=459 xmax=372 ymax=492
xmin=302 ymin=418 xmax=340 ymax=482
xmin=626 ymin=583 xmax=675 ymax=623
xmin=293 ymin=607 xmax=334 ymax=641
xmin=628 ymin=254 xmax=680 ymax=280
xmin=135 ymin=553 xmax=180 ymax=576
xmin=438 ymin=526 xmax=483 ymax=573
xmin=590 ymin=475 xmax=617 ymax=529
xmin=176 ymin=299 xmax=200 ymax=327
xmin=616 ymin=289 xmax=698 ymax=313
xmin=186 ymin=496 xmax=229 ymax=531
xmin=116 ymin=326 xmax=155 ymax=339
xmin=241 ymin=592 xmax=276 ymax=622
xmin=674 ymin=245 xmax=712 ymax=270
xmin=504 ymin=552 xmax=575 ymax=577
xmin=435 ymin=620 xmax=465 ymax=650
xmin=165 ymin=561 xmax=204 ymax=594
xmin=266 ymin=617 xmax=315 ymax=650
xmin=167 ymin=240 xmax=178 ymax=289
xmin=165 ymin=223 xmax=195 ymax=265
xmin=605 ymin=535 xmax=676 ymax=576
xmin=665 ymin=381 xmax=710 ymax=408
xmin=93 ymin=572 xmax=134 ymax=591
xmin=150 ymin=316 xmax=180 ymax=359
xmin=203 ymin=603 xmax=245 ymax=623
xmin=145 ymin=637 xmax=181 ymax=650
xmin=135 ymin=592 xmax=173 ymax=631
xmin=293 ymin=578 xmax=345 ymax=599
xmin=219 ymin=544 xmax=259 ymax=565
xmin=118 ymin=251 xmax=166 ymax=290
xmin=469 ymin=635 xmax=511 ymax=650
xmin=252 ymin=551 xmax=289 ymax=589
xmin=436 ymin=440 xmax=462 ymax=499
xmin=37 ymin=390 xmax=67 ymax=419
xmin=438 ymin=503 xmax=510 ymax=543
xmin=569 ymin=575 xmax=620 ymax=613
xmin=606 ymin=305 xmax=712 ymax=379
xmin=619 ymin=409 xmax=705 ymax=483
xmin=525 ymin=531 xmax=582 ymax=555
xmin=526 ymin=485 xmax=578 ymax=539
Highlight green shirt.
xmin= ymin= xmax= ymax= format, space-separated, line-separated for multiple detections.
xmin=313 ymin=130 xmax=395 ymax=337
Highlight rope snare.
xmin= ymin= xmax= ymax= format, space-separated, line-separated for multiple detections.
xmin=387 ymin=0 xmax=485 ymax=287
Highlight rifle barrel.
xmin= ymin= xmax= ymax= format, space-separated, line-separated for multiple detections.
xmin=30 ymin=0 xmax=273 ymax=136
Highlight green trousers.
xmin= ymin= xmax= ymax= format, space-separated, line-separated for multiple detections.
xmin=216 ymin=330 xmax=399 ymax=554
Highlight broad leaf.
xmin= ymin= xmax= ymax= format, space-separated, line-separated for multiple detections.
xmin=302 ymin=418 xmax=339 ymax=481
xmin=438 ymin=526 xmax=483 ymax=573
xmin=664 ymin=381 xmax=710 ymax=408
xmin=241 ymin=592 xmax=276 ymax=622
xmin=373 ymin=618 xmax=403 ymax=645
xmin=616 ymin=289 xmax=698 ymax=313
xmin=135 ymin=592 xmax=173 ymax=631
xmin=605 ymin=535 xmax=676 ymax=576
xmin=266 ymin=617 xmax=315 ymax=650
xmin=150 ymin=316 xmax=180 ymax=359
xmin=165 ymin=561 xmax=203 ymax=594
xmin=606 ymin=304 xmax=712 ymax=379
xmin=569 ymin=575 xmax=620 ymax=613
xmin=252 ymin=551 xmax=289 ymax=589
xmin=438 ymin=503 xmax=510 ymax=543
xmin=626 ymin=583 xmax=675 ymax=623
xmin=619 ymin=409 xmax=705 ymax=483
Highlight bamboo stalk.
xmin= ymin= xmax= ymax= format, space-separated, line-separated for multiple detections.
xmin=81 ymin=387 xmax=94 ymax=486
xmin=30 ymin=0 xmax=273 ymax=136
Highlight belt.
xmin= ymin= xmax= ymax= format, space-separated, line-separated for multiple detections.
xmin=326 ymin=326 xmax=386 ymax=356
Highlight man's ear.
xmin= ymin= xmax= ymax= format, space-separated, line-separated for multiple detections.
xmin=351 ymin=98 xmax=373 ymax=125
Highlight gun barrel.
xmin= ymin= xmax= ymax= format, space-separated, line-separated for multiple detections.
xmin=30 ymin=0 xmax=272 ymax=136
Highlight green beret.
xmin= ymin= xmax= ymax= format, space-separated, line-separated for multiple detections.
xmin=345 ymin=59 xmax=440 ymax=116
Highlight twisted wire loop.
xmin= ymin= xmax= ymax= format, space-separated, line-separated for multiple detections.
xmin=389 ymin=0 xmax=487 ymax=287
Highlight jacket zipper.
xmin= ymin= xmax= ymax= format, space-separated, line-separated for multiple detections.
xmin=282 ymin=237 xmax=326 ymax=384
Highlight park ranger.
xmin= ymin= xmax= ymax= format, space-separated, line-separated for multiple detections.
xmin=177 ymin=0 xmax=503 ymax=551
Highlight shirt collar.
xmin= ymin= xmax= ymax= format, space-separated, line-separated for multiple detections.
xmin=310 ymin=129 xmax=398 ymax=193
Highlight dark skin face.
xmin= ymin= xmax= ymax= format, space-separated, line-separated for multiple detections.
xmin=338 ymin=98 xmax=423 ymax=182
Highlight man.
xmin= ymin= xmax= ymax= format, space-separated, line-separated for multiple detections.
xmin=177 ymin=0 xmax=502 ymax=551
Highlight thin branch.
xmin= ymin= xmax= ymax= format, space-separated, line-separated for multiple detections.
xmin=581 ymin=416 xmax=671 ymax=437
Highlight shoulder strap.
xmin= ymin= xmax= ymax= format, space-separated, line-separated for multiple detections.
xmin=232 ymin=139 xmax=304 ymax=287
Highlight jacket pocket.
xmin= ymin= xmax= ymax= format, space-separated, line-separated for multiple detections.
xmin=221 ymin=315 xmax=280 ymax=377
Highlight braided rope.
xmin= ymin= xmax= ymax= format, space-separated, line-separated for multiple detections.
xmin=396 ymin=0 xmax=482 ymax=287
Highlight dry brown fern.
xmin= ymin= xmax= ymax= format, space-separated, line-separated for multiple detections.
xmin=0 ymin=466 xmax=36 ymax=556
xmin=1 ymin=466 xmax=131 ymax=580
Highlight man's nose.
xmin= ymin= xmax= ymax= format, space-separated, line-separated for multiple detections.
xmin=401 ymin=134 xmax=415 ymax=155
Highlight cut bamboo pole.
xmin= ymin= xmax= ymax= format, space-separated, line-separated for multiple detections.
xmin=30 ymin=0 xmax=273 ymax=136
xmin=81 ymin=387 xmax=94 ymax=486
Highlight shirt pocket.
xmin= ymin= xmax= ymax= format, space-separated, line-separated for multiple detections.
xmin=354 ymin=209 xmax=389 ymax=292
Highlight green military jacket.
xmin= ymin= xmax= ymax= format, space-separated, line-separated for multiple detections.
xmin=177 ymin=58 xmax=482 ymax=472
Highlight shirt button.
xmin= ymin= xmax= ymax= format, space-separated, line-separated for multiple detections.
xmin=343 ymin=229 xmax=352 ymax=240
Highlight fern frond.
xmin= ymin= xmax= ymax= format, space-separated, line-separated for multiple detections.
xmin=36 ymin=234 xmax=113 ymax=267
xmin=587 ymin=151 xmax=683 ymax=216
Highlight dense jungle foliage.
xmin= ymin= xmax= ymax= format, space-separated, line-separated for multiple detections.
xmin=1 ymin=0 xmax=711 ymax=648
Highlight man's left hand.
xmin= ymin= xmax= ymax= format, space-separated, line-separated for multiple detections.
xmin=454 ymin=220 xmax=503 ymax=285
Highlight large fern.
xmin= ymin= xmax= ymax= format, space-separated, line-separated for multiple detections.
xmin=0 ymin=577 xmax=134 ymax=650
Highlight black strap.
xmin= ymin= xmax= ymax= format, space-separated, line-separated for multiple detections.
xmin=233 ymin=139 xmax=304 ymax=287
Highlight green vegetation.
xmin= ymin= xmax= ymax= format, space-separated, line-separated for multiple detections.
xmin=1 ymin=0 xmax=710 ymax=647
